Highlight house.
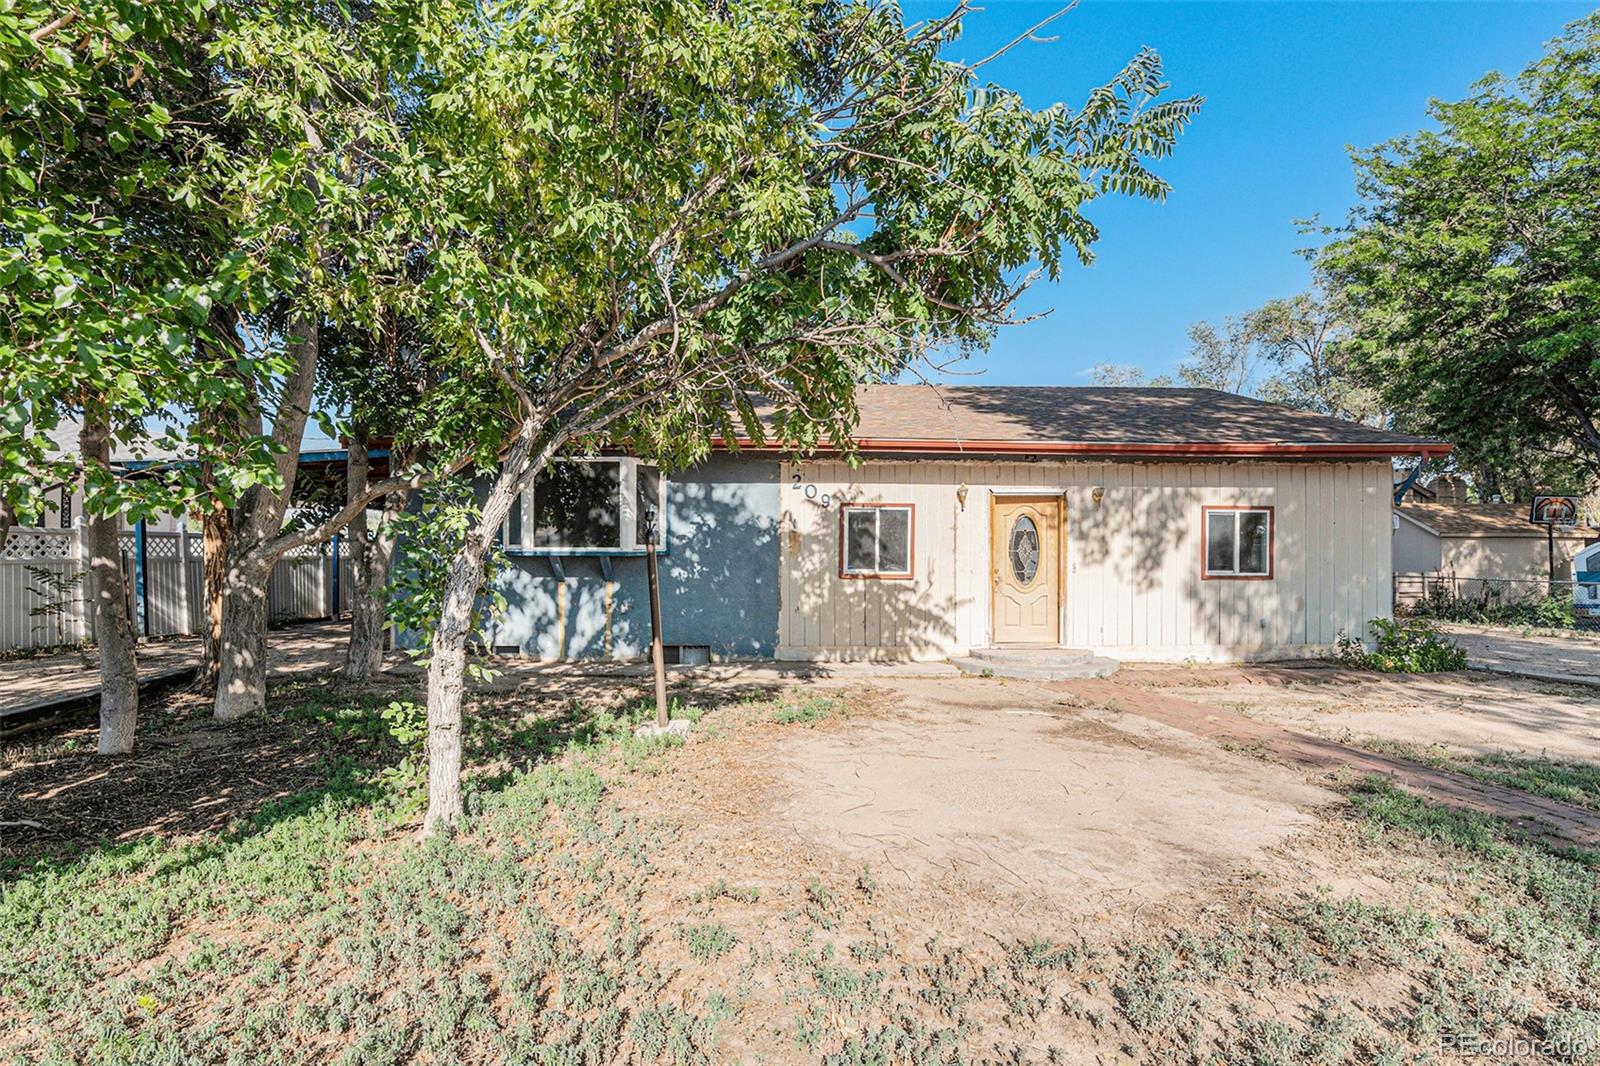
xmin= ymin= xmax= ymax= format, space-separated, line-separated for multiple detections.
xmin=479 ymin=385 xmax=1445 ymax=663
xmin=1392 ymin=500 xmax=1597 ymax=584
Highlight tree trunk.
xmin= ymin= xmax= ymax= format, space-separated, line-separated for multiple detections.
xmin=80 ymin=415 xmax=140 ymax=755
xmin=213 ymin=312 xmax=319 ymax=720
xmin=343 ymin=426 xmax=377 ymax=678
xmin=344 ymin=434 xmax=409 ymax=681
xmin=194 ymin=496 xmax=229 ymax=693
xmin=424 ymin=554 xmax=480 ymax=833
xmin=215 ymin=550 xmax=273 ymax=719
xmin=422 ymin=432 xmax=541 ymax=835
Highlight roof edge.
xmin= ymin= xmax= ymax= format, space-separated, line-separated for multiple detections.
xmin=714 ymin=437 xmax=1450 ymax=460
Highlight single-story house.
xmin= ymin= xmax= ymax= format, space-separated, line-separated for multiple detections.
xmin=478 ymin=385 xmax=1445 ymax=663
xmin=1392 ymin=501 xmax=1597 ymax=583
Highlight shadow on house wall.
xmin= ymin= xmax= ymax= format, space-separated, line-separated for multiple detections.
xmin=487 ymin=454 xmax=780 ymax=659
xmin=777 ymin=488 xmax=964 ymax=658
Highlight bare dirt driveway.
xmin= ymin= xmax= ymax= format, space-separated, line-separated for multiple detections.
xmin=769 ymin=677 xmax=1332 ymax=922
xmin=615 ymin=673 xmax=1355 ymax=950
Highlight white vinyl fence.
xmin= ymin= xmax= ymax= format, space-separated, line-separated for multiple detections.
xmin=0 ymin=527 xmax=352 ymax=653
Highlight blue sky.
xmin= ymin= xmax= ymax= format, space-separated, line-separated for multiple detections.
xmin=908 ymin=0 xmax=1593 ymax=385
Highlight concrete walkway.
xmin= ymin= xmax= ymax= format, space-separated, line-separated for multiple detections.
xmin=1440 ymin=624 xmax=1600 ymax=687
xmin=1056 ymin=676 xmax=1600 ymax=849
xmin=0 ymin=622 xmax=364 ymax=717
xmin=1 ymin=631 xmax=959 ymax=719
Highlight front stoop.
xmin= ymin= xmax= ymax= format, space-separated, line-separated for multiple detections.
xmin=951 ymin=647 xmax=1120 ymax=681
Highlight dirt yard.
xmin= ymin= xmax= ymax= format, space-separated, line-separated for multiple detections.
xmin=6 ymin=661 xmax=1600 ymax=1063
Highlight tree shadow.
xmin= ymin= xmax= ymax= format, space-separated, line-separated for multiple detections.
xmin=485 ymin=455 xmax=783 ymax=660
xmin=1 ymin=662 xmax=793 ymax=879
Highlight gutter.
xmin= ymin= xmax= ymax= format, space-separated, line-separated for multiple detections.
xmin=713 ymin=438 xmax=1451 ymax=461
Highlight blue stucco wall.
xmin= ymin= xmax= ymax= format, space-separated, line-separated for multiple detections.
xmin=483 ymin=454 xmax=780 ymax=659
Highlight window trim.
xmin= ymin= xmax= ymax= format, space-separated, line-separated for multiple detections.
xmin=1200 ymin=505 xmax=1275 ymax=580
xmin=501 ymin=457 xmax=668 ymax=556
xmin=838 ymin=503 xmax=915 ymax=580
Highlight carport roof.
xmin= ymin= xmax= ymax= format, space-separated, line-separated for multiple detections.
xmin=734 ymin=384 xmax=1448 ymax=459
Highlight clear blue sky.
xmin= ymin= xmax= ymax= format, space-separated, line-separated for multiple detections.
xmin=908 ymin=0 xmax=1594 ymax=385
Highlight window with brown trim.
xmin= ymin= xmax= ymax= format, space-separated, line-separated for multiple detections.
xmin=840 ymin=504 xmax=913 ymax=578
xmin=1202 ymin=506 xmax=1274 ymax=579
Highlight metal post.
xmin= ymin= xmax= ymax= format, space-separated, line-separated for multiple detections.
xmin=134 ymin=518 xmax=149 ymax=637
xmin=1549 ymin=524 xmax=1557 ymax=586
xmin=331 ymin=532 xmax=341 ymax=620
xmin=177 ymin=523 xmax=192 ymax=635
xmin=644 ymin=506 xmax=668 ymax=728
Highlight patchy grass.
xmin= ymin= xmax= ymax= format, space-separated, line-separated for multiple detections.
xmin=1350 ymin=735 xmax=1600 ymax=811
xmin=8 ymin=676 xmax=1600 ymax=1063
xmin=770 ymin=691 xmax=841 ymax=725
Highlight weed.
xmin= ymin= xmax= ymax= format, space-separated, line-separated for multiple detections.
xmin=772 ymin=692 xmax=840 ymax=724
xmin=678 ymin=921 xmax=738 ymax=962
xmin=1336 ymin=617 xmax=1467 ymax=672
xmin=694 ymin=880 xmax=760 ymax=904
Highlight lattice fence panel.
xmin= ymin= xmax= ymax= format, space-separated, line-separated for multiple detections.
xmin=1 ymin=530 xmax=75 ymax=560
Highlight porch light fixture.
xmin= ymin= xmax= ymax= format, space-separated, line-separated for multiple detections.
xmin=1092 ymin=486 xmax=1104 ymax=508
xmin=956 ymin=482 xmax=969 ymax=510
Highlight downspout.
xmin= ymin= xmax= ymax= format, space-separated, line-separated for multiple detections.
xmin=1392 ymin=449 xmax=1435 ymax=506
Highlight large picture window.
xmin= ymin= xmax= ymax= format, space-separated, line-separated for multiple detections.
xmin=502 ymin=458 xmax=666 ymax=553
xmin=840 ymin=504 xmax=913 ymax=579
xmin=1202 ymin=506 xmax=1273 ymax=579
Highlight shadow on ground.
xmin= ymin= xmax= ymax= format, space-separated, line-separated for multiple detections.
xmin=0 ymin=663 xmax=788 ymax=874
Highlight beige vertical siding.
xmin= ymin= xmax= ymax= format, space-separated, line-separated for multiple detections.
xmin=1440 ymin=534 xmax=1595 ymax=583
xmin=777 ymin=458 xmax=1394 ymax=662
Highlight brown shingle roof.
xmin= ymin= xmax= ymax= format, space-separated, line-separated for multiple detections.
xmin=746 ymin=385 xmax=1447 ymax=457
xmin=1396 ymin=501 xmax=1596 ymax=539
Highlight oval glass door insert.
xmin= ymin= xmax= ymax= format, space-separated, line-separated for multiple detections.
xmin=1008 ymin=514 xmax=1040 ymax=585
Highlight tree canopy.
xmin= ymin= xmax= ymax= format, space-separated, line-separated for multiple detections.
xmin=1318 ymin=13 xmax=1600 ymax=490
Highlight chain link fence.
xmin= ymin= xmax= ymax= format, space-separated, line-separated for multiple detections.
xmin=1395 ymin=572 xmax=1600 ymax=633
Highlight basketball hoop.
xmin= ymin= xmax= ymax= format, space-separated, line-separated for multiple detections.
xmin=1530 ymin=495 xmax=1580 ymax=530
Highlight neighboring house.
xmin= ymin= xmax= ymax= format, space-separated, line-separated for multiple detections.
xmin=1392 ymin=501 xmax=1597 ymax=583
xmin=17 ymin=417 xmax=189 ymax=533
xmin=479 ymin=385 xmax=1444 ymax=663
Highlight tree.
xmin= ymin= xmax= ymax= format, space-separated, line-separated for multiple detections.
xmin=1247 ymin=289 xmax=1383 ymax=425
xmin=1 ymin=0 xmax=271 ymax=752
xmin=2 ymin=1 xmax=439 ymax=731
xmin=1088 ymin=363 xmax=1173 ymax=388
xmin=1318 ymin=13 xmax=1600 ymax=485
xmin=319 ymin=312 xmax=434 ymax=680
xmin=1178 ymin=316 xmax=1264 ymax=395
xmin=206 ymin=2 xmax=450 ymax=719
xmin=387 ymin=0 xmax=1199 ymax=834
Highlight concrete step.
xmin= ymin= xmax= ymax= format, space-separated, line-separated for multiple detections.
xmin=963 ymin=646 xmax=1102 ymax=664
xmin=951 ymin=650 xmax=1119 ymax=681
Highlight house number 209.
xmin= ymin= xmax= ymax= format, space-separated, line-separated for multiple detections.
xmin=790 ymin=473 xmax=832 ymax=508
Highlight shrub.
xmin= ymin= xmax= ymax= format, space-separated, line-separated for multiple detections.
xmin=1337 ymin=618 xmax=1467 ymax=673
xmin=1408 ymin=583 xmax=1577 ymax=630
